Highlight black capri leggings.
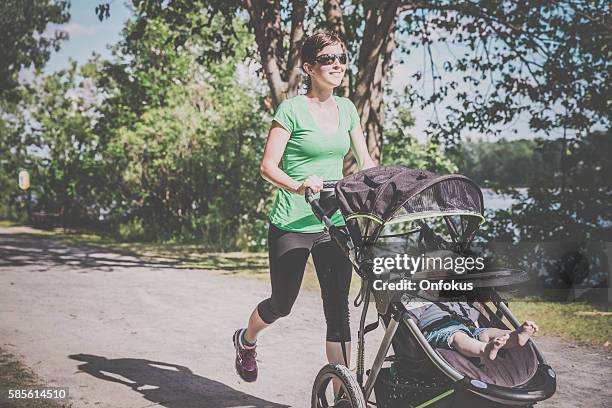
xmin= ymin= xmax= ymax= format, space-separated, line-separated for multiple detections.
xmin=257 ymin=223 xmax=353 ymax=342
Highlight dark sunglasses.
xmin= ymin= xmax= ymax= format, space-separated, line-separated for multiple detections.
xmin=314 ymin=53 xmax=348 ymax=65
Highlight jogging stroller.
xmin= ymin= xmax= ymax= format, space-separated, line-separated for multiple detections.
xmin=307 ymin=166 xmax=556 ymax=408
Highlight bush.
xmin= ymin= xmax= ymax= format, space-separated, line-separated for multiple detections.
xmin=117 ymin=218 xmax=147 ymax=242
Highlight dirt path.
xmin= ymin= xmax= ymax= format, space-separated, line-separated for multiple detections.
xmin=1 ymin=228 xmax=610 ymax=407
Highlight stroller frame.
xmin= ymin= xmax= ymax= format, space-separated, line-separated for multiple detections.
xmin=306 ymin=167 xmax=556 ymax=408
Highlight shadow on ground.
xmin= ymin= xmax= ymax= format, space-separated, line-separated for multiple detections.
xmin=0 ymin=231 xmax=270 ymax=274
xmin=0 ymin=233 xmax=180 ymax=271
xmin=69 ymin=354 xmax=288 ymax=408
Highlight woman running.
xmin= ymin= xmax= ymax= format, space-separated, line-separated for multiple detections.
xmin=233 ymin=31 xmax=376 ymax=382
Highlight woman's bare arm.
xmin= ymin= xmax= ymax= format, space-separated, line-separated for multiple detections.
xmin=349 ymin=123 xmax=377 ymax=170
xmin=260 ymin=122 xmax=323 ymax=195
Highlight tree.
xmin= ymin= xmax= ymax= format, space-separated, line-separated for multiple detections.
xmin=1 ymin=3 xmax=271 ymax=249
xmin=485 ymin=131 xmax=611 ymax=242
xmin=382 ymin=104 xmax=457 ymax=174
xmin=0 ymin=0 xmax=70 ymax=220
xmin=120 ymin=0 xmax=609 ymax=175
xmin=126 ymin=0 xmax=400 ymax=173
xmin=27 ymin=61 xmax=104 ymax=225
xmin=0 ymin=102 xmax=31 ymax=220
xmin=479 ymin=132 xmax=611 ymax=298
xmin=90 ymin=15 xmax=271 ymax=248
xmin=447 ymin=138 xmax=559 ymax=187
xmin=401 ymin=1 xmax=610 ymax=145
xmin=0 ymin=0 xmax=70 ymax=101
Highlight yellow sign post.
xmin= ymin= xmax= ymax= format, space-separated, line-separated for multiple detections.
xmin=19 ymin=170 xmax=30 ymax=191
xmin=18 ymin=170 xmax=32 ymax=222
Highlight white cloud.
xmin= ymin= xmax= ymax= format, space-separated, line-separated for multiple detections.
xmin=46 ymin=23 xmax=108 ymax=39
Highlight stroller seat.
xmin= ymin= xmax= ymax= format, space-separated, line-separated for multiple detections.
xmin=386 ymin=298 xmax=539 ymax=388
xmin=395 ymin=272 xmax=540 ymax=388
xmin=436 ymin=345 xmax=538 ymax=388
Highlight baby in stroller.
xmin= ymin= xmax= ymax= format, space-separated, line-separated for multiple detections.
xmin=412 ymin=300 xmax=539 ymax=363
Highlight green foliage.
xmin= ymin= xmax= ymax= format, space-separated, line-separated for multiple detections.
xmin=441 ymin=132 xmax=611 ymax=299
xmin=129 ymin=0 xmax=243 ymax=62
xmin=484 ymin=131 xmax=611 ymax=243
xmin=0 ymin=0 xmax=70 ymax=100
xmin=478 ymin=132 xmax=611 ymax=298
xmin=94 ymin=3 xmax=111 ymax=21
xmin=29 ymin=61 xmax=105 ymax=223
xmin=399 ymin=0 xmax=610 ymax=143
xmin=448 ymin=134 xmax=611 ymax=189
xmin=1 ymin=8 xmax=272 ymax=251
xmin=92 ymin=16 xmax=271 ymax=249
xmin=382 ymin=106 xmax=457 ymax=174
xmin=0 ymin=108 xmax=31 ymax=221
xmin=0 ymin=0 xmax=70 ymax=220
xmin=448 ymin=138 xmax=559 ymax=187
xmin=118 ymin=217 xmax=146 ymax=241
xmin=1 ymin=60 xmax=104 ymax=225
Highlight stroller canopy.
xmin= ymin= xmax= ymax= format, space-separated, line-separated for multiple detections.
xmin=335 ymin=166 xmax=484 ymax=225
xmin=335 ymin=166 xmax=484 ymax=245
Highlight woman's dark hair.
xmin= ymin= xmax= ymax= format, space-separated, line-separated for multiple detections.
xmin=301 ymin=31 xmax=346 ymax=91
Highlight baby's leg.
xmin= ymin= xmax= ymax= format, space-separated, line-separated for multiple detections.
xmin=515 ymin=320 xmax=538 ymax=346
xmin=478 ymin=327 xmax=514 ymax=345
xmin=478 ymin=321 xmax=538 ymax=348
xmin=450 ymin=331 xmax=508 ymax=361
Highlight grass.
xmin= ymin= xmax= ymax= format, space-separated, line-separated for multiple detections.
xmin=0 ymin=219 xmax=34 ymax=228
xmin=0 ymin=349 xmax=71 ymax=408
xmin=501 ymin=299 xmax=612 ymax=347
xmin=1 ymin=220 xmax=610 ymax=349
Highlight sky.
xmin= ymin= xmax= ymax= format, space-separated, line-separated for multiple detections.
xmin=45 ymin=0 xmax=133 ymax=73
xmin=43 ymin=1 xmax=556 ymax=143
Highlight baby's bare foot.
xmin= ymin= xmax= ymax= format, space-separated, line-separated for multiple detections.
xmin=483 ymin=334 xmax=509 ymax=361
xmin=517 ymin=320 xmax=539 ymax=346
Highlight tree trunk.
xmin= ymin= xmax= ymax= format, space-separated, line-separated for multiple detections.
xmin=324 ymin=0 xmax=350 ymax=98
xmin=245 ymin=0 xmax=286 ymax=109
xmin=246 ymin=0 xmax=306 ymax=108
xmin=286 ymin=0 xmax=306 ymax=97
xmin=344 ymin=1 xmax=400 ymax=175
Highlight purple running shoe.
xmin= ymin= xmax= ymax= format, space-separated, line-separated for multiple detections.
xmin=233 ymin=329 xmax=258 ymax=382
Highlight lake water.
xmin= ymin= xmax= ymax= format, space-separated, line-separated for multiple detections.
xmin=481 ymin=188 xmax=527 ymax=211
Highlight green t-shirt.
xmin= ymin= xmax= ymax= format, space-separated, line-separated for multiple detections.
xmin=269 ymin=95 xmax=360 ymax=233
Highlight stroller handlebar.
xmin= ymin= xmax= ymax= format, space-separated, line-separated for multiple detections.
xmin=304 ymin=180 xmax=338 ymax=199
xmin=322 ymin=180 xmax=338 ymax=189
xmin=305 ymin=180 xmax=338 ymax=229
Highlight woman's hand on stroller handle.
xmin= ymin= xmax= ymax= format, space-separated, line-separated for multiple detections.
xmin=304 ymin=179 xmax=338 ymax=228
xmin=303 ymin=179 xmax=338 ymax=200
xmin=297 ymin=175 xmax=324 ymax=196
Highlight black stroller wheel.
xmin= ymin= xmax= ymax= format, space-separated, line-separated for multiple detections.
xmin=311 ymin=364 xmax=366 ymax=408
